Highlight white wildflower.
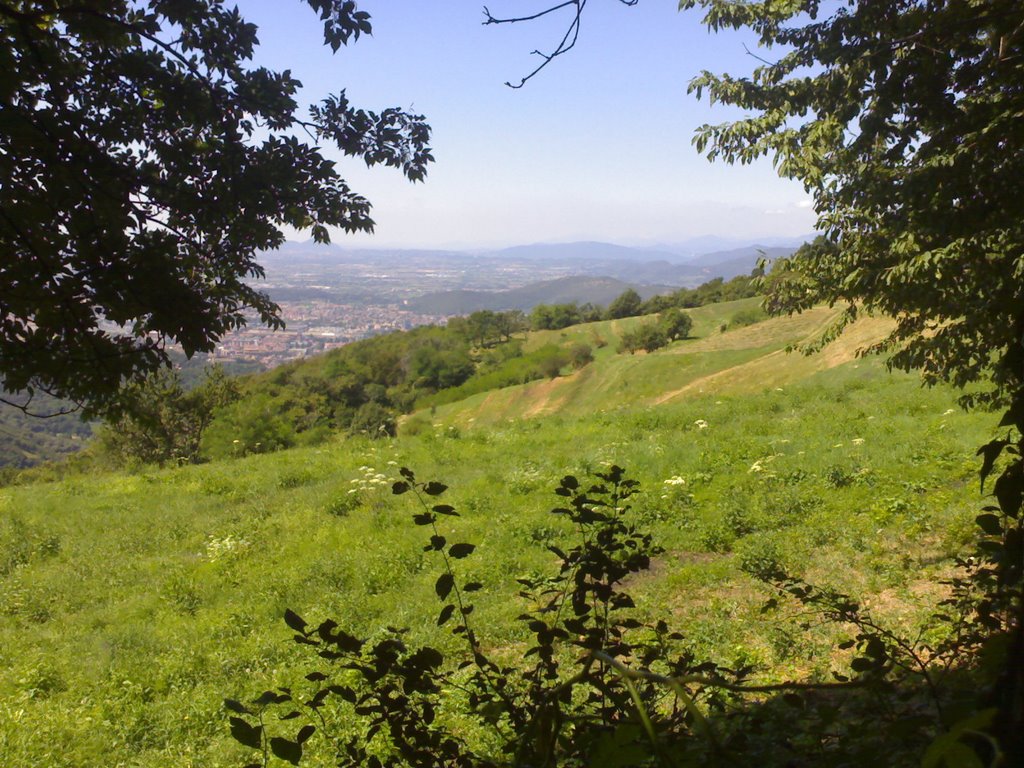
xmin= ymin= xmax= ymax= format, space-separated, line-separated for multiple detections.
xmin=852 ymin=437 xmax=865 ymax=445
xmin=205 ymin=534 xmax=250 ymax=561
xmin=694 ymin=419 xmax=709 ymax=430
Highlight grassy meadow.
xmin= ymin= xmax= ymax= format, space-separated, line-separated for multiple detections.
xmin=0 ymin=305 xmax=999 ymax=766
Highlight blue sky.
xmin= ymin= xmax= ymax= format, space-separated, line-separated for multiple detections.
xmin=238 ymin=1 xmax=816 ymax=249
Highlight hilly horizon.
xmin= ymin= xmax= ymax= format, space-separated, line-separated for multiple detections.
xmin=263 ymin=237 xmax=803 ymax=272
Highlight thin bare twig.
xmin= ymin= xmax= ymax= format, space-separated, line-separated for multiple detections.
xmin=484 ymin=1 xmax=638 ymax=88
xmin=0 ymin=393 xmax=81 ymax=419
xmin=743 ymin=42 xmax=777 ymax=67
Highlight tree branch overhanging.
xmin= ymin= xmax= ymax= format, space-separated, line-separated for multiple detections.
xmin=483 ymin=0 xmax=638 ymax=88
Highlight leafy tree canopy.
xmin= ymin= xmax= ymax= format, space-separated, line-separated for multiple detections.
xmin=659 ymin=307 xmax=693 ymax=341
xmin=606 ymin=287 xmax=643 ymax=320
xmin=681 ymin=0 xmax=1024 ymax=406
xmin=98 ymin=364 xmax=238 ymax=466
xmin=0 ymin=0 xmax=432 ymax=415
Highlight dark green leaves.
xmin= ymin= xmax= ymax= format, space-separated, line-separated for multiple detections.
xmin=284 ymin=609 xmax=307 ymax=634
xmin=408 ymin=647 xmax=444 ymax=670
xmin=224 ymin=699 xmax=251 ymax=715
xmin=975 ymin=514 xmax=1003 ymax=536
xmin=229 ymin=716 xmax=263 ymax=749
xmin=304 ymin=0 xmax=373 ymax=51
xmin=0 ymin=1 xmax=431 ymax=414
xmin=994 ymin=461 xmax=1024 ymax=518
xmin=978 ymin=438 xmax=1009 ymax=491
xmin=448 ymin=543 xmax=475 ymax=559
xmin=270 ymin=734 xmax=304 ymax=766
xmin=435 ymin=573 xmax=454 ymax=600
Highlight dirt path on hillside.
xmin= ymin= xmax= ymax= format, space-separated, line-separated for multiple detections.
xmin=652 ymin=315 xmax=894 ymax=405
xmin=522 ymin=371 xmax=582 ymax=418
xmin=650 ymin=351 xmax=782 ymax=404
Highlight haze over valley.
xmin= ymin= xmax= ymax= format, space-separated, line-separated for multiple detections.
xmin=222 ymin=237 xmax=804 ymax=367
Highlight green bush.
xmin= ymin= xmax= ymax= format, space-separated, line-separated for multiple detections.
xmin=568 ymin=341 xmax=594 ymax=369
xmin=728 ymin=306 xmax=767 ymax=329
xmin=618 ymin=323 xmax=668 ymax=354
xmin=348 ymin=402 xmax=397 ymax=438
xmin=659 ymin=307 xmax=694 ymax=341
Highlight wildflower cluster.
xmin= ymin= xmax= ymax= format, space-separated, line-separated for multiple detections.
xmin=748 ymin=454 xmax=781 ymax=478
xmin=205 ymin=534 xmax=250 ymax=562
xmin=660 ymin=473 xmax=694 ymax=505
xmin=347 ymin=465 xmax=392 ymax=495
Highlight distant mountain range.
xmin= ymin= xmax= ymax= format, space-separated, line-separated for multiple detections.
xmin=480 ymin=239 xmax=804 ymax=270
xmin=259 ymin=237 xmax=809 ymax=313
xmin=401 ymin=242 xmax=801 ymax=313
xmin=485 ymin=241 xmax=683 ymax=264
xmin=269 ymin=236 xmax=810 ymax=270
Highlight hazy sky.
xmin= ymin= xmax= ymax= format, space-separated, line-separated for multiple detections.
xmin=238 ymin=1 xmax=817 ymax=249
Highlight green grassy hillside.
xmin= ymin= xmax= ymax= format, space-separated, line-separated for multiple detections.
xmin=0 ymin=302 xmax=993 ymax=765
xmin=419 ymin=300 xmax=892 ymax=428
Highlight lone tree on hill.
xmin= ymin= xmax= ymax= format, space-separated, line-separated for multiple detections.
xmin=659 ymin=307 xmax=693 ymax=341
xmin=0 ymin=0 xmax=432 ymax=415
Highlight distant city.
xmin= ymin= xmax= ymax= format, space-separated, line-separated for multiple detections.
xmin=211 ymin=238 xmax=807 ymax=369
xmin=212 ymin=301 xmax=450 ymax=366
